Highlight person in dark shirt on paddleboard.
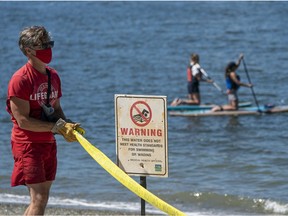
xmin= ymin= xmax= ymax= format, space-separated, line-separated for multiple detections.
xmin=171 ymin=53 xmax=213 ymax=106
xmin=212 ymin=54 xmax=252 ymax=112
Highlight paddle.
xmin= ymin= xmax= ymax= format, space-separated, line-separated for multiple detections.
xmin=211 ymin=81 xmax=226 ymax=95
xmin=202 ymin=74 xmax=226 ymax=95
xmin=242 ymin=57 xmax=261 ymax=112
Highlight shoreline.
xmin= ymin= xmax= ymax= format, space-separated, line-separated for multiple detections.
xmin=0 ymin=203 xmax=143 ymax=215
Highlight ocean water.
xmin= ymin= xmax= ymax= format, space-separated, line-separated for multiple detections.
xmin=0 ymin=2 xmax=288 ymax=215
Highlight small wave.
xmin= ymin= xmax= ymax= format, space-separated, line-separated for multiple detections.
xmin=164 ymin=191 xmax=288 ymax=215
xmin=1 ymin=192 xmax=287 ymax=215
xmin=262 ymin=200 xmax=288 ymax=214
xmin=0 ymin=193 xmax=220 ymax=216
xmin=0 ymin=193 xmax=161 ymax=214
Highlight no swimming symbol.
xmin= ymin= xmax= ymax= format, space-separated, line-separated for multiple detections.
xmin=130 ymin=101 xmax=152 ymax=127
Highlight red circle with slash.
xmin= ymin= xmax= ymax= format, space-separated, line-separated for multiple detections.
xmin=130 ymin=101 xmax=152 ymax=127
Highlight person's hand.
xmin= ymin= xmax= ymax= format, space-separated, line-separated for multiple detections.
xmin=75 ymin=126 xmax=86 ymax=135
xmin=247 ymin=83 xmax=253 ymax=88
xmin=51 ymin=118 xmax=83 ymax=142
xmin=239 ymin=53 xmax=244 ymax=60
xmin=66 ymin=119 xmax=86 ymax=135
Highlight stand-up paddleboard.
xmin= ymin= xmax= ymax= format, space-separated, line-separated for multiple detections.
xmin=168 ymin=101 xmax=252 ymax=111
xmin=73 ymin=131 xmax=186 ymax=216
xmin=169 ymin=105 xmax=288 ymax=117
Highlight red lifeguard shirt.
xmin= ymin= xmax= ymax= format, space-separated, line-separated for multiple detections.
xmin=6 ymin=63 xmax=62 ymax=143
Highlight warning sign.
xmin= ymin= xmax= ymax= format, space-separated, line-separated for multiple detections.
xmin=115 ymin=94 xmax=168 ymax=177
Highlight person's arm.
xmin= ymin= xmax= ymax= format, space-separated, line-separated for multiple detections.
xmin=10 ymin=96 xmax=84 ymax=142
xmin=10 ymin=96 xmax=54 ymax=132
xmin=230 ymin=72 xmax=252 ymax=88
xmin=192 ymin=65 xmax=205 ymax=81
xmin=199 ymin=68 xmax=213 ymax=83
xmin=51 ymin=99 xmax=66 ymax=120
xmin=235 ymin=53 xmax=244 ymax=68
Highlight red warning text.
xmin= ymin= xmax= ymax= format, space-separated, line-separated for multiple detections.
xmin=120 ymin=128 xmax=162 ymax=137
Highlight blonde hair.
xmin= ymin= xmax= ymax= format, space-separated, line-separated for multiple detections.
xmin=18 ymin=26 xmax=51 ymax=55
xmin=190 ymin=53 xmax=199 ymax=63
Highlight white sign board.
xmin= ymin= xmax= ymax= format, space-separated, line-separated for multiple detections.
xmin=115 ymin=94 xmax=168 ymax=177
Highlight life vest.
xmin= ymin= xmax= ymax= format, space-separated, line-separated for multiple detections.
xmin=226 ymin=74 xmax=241 ymax=90
xmin=187 ymin=66 xmax=192 ymax=82
xmin=187 ymin=64 xmax=203 ymax=82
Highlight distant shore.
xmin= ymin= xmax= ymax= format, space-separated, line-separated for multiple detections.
xmin=0 ymin=203 xmax=141 ymax=215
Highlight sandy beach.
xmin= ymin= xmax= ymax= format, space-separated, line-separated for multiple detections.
xmin=0 ymin=203 xmax=143 ymax=215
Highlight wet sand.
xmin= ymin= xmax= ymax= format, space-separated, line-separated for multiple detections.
xmin=0 ymin=203 xmax=140 ymax=215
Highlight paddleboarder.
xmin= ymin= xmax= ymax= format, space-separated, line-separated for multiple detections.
xmin=212 ymin=54 xmax=253 ymax=112
xmin=171 ymin=53 xmax=213 ymax=106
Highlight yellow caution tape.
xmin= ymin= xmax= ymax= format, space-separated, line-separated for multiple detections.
xmin=73 ymin=131 xmax=186 ymax=216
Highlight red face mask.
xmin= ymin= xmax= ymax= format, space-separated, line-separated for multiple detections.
xmin=34 ymin=48 xmax=52 ymax=64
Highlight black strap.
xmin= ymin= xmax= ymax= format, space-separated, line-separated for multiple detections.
xmin=46 ymin=68 xmax=51 ymax=106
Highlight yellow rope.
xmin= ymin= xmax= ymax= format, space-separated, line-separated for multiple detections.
xmin=73 ymin=131 xmax=186 ymax=215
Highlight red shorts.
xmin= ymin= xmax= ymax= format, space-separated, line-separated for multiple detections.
xmin=11 ymin=141 xmax=57 ymax=186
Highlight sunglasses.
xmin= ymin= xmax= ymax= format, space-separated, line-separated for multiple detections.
xmin=41 ymin=41 xmax=54 ymax=49
xmin=31 ymin=41 xmax=54 ymax=49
